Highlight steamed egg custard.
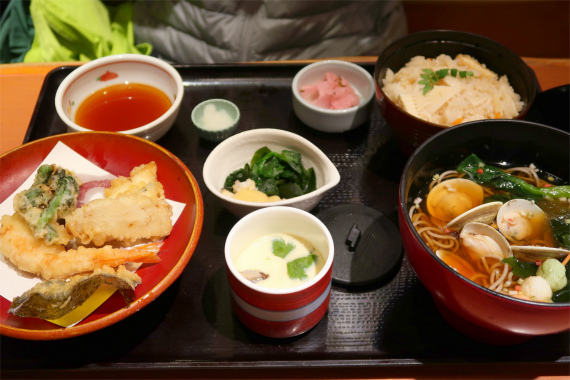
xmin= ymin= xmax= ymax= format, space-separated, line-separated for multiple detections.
xmin=235 ymin=233 xmax=325 ymax=289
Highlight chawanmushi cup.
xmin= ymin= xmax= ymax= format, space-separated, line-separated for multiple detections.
xmin=225 ymin=206 xmax=334 ymax=338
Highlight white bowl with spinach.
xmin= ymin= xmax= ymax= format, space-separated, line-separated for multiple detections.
xmin=203 ymin=129 xmax=340 ymax=218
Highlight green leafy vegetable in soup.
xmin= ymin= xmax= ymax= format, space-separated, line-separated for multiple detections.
xmin=501 ymin=257 xmax=538 ymax=278
xmin=457 ymin=154 xmax=570 ymax=200
xmin=549 ymin=218 xmax=570 ymax=251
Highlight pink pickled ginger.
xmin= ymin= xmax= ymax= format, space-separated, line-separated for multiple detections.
xmin=299 ymin=72 xmax=360 ymax=110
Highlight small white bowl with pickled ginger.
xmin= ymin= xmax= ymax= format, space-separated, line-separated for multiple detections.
xmin=292 ymin=60 xmax=374 ymax=133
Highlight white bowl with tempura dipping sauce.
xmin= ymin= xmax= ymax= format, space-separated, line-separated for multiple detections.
xmin=55 ymin=54 xmax=183 ymax=142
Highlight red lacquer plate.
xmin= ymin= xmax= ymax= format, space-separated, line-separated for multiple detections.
xmin=0 ymin=132 xmax=204 ymax=340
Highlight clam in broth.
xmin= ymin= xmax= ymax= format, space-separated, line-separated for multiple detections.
xmin=497 ymin=199 xmax=549 ymax=244
xmin=426 ymin=178 xmax=484 ymax=222
xmin=460 ymin=222 xmax=513 ymax=263
xmin=497 ymin=199 xmax=570 ymax=262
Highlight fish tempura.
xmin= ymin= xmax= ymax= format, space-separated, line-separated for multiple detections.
xmin=66 ymin=195 xmax=173 ymax=246
xmin=65 ymin=162 xmax=173 ymax=246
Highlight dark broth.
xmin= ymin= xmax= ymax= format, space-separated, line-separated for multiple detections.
xmin=74 ymin=83 xmax=172 ymax=132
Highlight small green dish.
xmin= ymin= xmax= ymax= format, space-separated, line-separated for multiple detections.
xmin=191 ymin=99 xmax=240 ymax=142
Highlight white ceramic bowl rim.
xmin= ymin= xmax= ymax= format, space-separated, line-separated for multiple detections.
xmin=203 ymin=128 xmax=340 ymax=207
xmin=54 ymin=54 xmax=184 ymax=134
xmin=224 ymin=206 xmax=334 ymax=295
xmin=292 ymin=60 xmax=375 ymax=115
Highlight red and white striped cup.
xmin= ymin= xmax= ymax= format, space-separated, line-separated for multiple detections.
xmin=225 ymin=206 xmax=334 ymax=338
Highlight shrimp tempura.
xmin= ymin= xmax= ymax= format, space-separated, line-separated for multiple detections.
xmin=0 ymin=213 xmax=161 ymax=280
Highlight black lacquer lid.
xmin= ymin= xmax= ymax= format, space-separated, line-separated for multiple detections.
xmin=316 ymin=204 xmax=403 ymax=287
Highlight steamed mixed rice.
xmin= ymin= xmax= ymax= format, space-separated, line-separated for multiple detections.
xmin=382 ymin=54 xmax=524 ymax=127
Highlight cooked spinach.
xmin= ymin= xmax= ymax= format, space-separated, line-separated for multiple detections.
xmin=457 ymin=154 xmax=570 ymax=200
xmin=224 ymin=147 xmax=317 ymax=199
xmin=550 ymin=218 xmax=570 ymax=250
xmin=502 ymin=256 xmax=538 ymax=278
xmin=223 ymin=164 xmax=251 ymax=190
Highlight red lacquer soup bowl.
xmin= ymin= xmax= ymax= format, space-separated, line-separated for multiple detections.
xmin=0 ymin=132 xmax=204 ymax=340
xmin=225 ymin=206 xmax=334 ymax=338
xmin=399 ymin=120 xmax=570 ymax=345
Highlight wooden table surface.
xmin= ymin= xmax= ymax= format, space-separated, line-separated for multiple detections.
xmin=0 ymin=58 xmax=569 ymax=380
xmin=1 ymin=57 xmax=569 ymax=156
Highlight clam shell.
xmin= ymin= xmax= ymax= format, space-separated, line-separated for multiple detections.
xmin=511 ymin=245 xmax=570 ymax=263
xmin=444 ymin=201 xmax=503 ymax=232
xmin=460 ymin=222 xmax=513 ymax=260
xmin=496 ymin=199 xmax=547 ymax=243
xmin=426 ymin=178 xmax=484 ymax=222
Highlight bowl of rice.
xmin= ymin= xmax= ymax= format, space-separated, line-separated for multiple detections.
xmin=374 ymin=30 xmax=539 ymax=155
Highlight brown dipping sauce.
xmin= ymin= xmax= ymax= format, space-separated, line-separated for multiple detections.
xmin=74 ymin=83 xmax=172 ymax=132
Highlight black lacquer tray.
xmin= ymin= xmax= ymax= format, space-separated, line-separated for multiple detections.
xmin=2 ymin=63 xmax=569 ymax=379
